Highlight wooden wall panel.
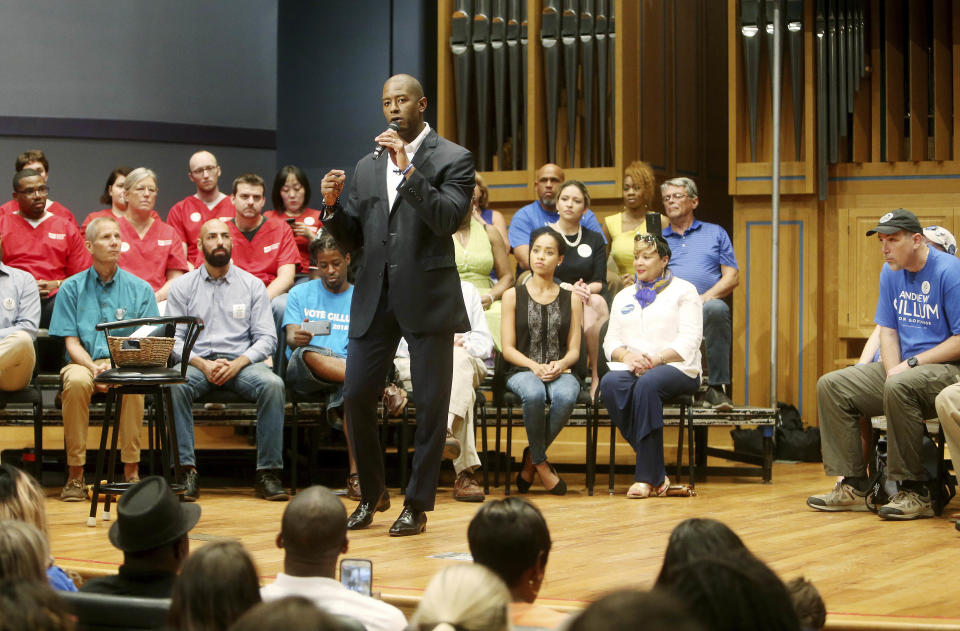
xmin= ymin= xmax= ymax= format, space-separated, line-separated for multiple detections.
xmin=883 ymin=0 xmax=906 ymax=162
xmin=908 ymin=5 xmax=928 ymax=161
xmin=933 ymin=0 xmax=953 ymax=161
xmin=733 ymin=202 xmax=820 ymax=419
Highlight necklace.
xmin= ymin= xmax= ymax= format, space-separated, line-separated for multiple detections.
xmin=551 ymin=222 xmax=582 ymax=247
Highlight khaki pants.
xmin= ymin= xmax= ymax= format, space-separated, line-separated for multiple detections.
xmin=935 ymin=381 xmax=960 ymax=474
xmin=818 ymin=361 xmax=960 ymax=481
xmin=61 ymin=359 xmax=143 ymax=467
xmin=0 ymin=331 xmax=35 ymax=391
xmin=395 ymin=346 xmax=488 ymax=474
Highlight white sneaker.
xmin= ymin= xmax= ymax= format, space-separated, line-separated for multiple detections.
xmin=806 ymin=480 xmax=869 ymax=512
xmin=878 ymin=489 xmax=933 ymax=520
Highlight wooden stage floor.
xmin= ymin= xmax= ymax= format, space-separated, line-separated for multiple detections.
xmin=44 ymin=461 xmax=960 ymax=630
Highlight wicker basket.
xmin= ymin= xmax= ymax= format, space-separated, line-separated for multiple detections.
xmin=107 ymin=336 xmax=175 ymax=367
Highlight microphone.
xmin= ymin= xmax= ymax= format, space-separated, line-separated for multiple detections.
xmin=372 ymin=122 xmax=400 ymax=160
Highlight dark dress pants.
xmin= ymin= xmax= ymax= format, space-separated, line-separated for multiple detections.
xmin=343 ymin=286 xmax=453 ymax=511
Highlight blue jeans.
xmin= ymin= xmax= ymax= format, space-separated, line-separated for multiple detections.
xmin=170 ymin=359 xmax=285 ymax=470
xmin=506 ymin=371 xmax=580 ymax=464
xmin=703 ymin=299 xmax=732 ymax=386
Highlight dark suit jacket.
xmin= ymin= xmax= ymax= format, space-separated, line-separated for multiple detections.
xmin=324 ymin=128 xmax=475 ymax=337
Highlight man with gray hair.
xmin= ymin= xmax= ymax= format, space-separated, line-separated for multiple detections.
xmin=261 ymin=485 xmax=407 ymax=631
xmin=660 ymin=177 xmax=739 ymax=410
xmin=49 ymin=216 xmax=159 ymax=501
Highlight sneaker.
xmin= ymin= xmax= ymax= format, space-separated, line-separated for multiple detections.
xmin=453 ymin=469 xmax=485 ymax=502
xmin=442 ymin=430 xmax=461 ymax=460
xmin=878 ymin=489 xmax=933 ymax=520
xmin=806 ymin=480 xmax=870 ymax=512
xmin=255 ymin=470 xmax=290 ymax=501
xmin=703 ymin=386 xmax=734 ymax=411
xmin=181 ymin=468 xmax=200 ymax=502
xmin=59 ymin=477 xmax=86 ymax=502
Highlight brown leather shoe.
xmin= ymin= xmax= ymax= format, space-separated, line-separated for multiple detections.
xmin=442 ymin=430 xmax=461 ymax=460
xmin=346 ymin=474 xmax=362 ymax=501
xmin=382 ymin=383 xmax=407 ymax=416
xmin=453 ymin=469 xmax=485 ymax=502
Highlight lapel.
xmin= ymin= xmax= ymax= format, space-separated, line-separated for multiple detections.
xmin=375 ymin=152 xmax=390 ymax=217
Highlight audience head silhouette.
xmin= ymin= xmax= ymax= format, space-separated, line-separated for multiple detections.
xmin=656 ymin=517 xmax=747 ymax=583
xmin=568 ymin=588 xmax=703 ymax=631
xmin=169 ymin=540 xmax=261 ymax=631
xmin=467 ymin=497 xmax=551 ymax=603
xmin=0 ymin=519 xmax=48 ymax=583
xmin=0 ymin=579 xmax=74 ymax=631
xmin=228 ymin=595 xmax=354 ymax=631
xmin=277 ymin=485 xmax=348 ymax=576
xmin=410 ymin=564 xmax=511 ymax=631
xmin=0 ymin=463 xmax=48 ymax=536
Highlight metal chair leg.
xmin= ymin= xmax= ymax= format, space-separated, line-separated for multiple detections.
xmin=88 ymin=392 xmax=114 ymax=527
xmin=505 ymin=404 xmax=513 ymax=496
xmin=608 ymin=424 xmax=616 ymax=494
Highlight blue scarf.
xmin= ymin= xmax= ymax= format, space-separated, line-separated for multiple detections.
xmin=634 ymin=269 xmax=673 ymax=308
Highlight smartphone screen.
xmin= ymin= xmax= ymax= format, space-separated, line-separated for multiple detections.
xmin=340 ymin=558 xmax=372 ymax=596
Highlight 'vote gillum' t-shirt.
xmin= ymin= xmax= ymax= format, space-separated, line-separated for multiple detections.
xmin=875 ymin=246 xmax=960 ymax=360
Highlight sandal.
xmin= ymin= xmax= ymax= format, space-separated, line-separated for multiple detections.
xmin=626 ymin=482 xmax=653 ymax=499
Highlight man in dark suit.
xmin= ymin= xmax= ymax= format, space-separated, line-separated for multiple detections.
xmin=320 ymin=74 xmax=474 ymax=536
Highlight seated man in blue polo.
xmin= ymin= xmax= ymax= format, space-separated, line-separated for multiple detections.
xmin=507 ymin=163 xmax=605 ymax=273
xmin=166 ymin=218 xmax=287 ymax=502
xmin=661 ymin=177 xmax=739 ymax=410
xmin=49 ymin=216 xmax=158 ymax=502
xmin=282 ymin=232 xmax=360 ymax=499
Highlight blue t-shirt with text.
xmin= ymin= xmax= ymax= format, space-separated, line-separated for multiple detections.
xmin=875 ymin=246 xmax=960 ymax=359
xmin=282 ymin=280 xmax=353 ymax=358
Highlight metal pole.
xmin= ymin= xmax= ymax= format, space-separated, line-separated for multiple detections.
xmin=770 ymin=0 xmax=782 ymax=408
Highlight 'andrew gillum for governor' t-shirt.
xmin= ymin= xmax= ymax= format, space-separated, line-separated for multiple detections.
xmin=875 ymin=246 xmax=960 ymax=360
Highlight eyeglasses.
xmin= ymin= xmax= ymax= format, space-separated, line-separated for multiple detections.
xmin=190 ymin=165 xmax=219 ymax=176
xmin=281 ymin=185 xmax=304 ymax=194
xmin=131 ymin=186 xmax=158 ymax=195
xmin=662 ymin=192 xmax=689 ymax=202
xmin=634 ymin=233 xmax=663 ymax=245
xmin=16 ymin=186 xmax=49 ymax=197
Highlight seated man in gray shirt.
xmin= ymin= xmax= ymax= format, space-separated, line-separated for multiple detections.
xmin=0 ymin=233 xmax=40 ymax=392
xmin=167 ymin=219 xmax=288 ymax=502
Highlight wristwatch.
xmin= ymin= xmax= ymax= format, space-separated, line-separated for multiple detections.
xmin=907 ymin=356 xmax=919 ymax=368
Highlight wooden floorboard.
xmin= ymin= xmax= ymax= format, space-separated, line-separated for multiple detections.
xmin=42 ymin=461 xmax=960 ymax=630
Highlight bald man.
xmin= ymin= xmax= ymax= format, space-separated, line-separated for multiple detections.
xmin=167 ymin=151 xmax=236 ymax=263
xmin=507 ymin=163 xmax=606 ymax=271
xmin=261 ymin=486 xmax=406 ymax=631
xmin=320 ymin=74 xmax=475 ymax=536
xmin=166 ymin=219 xmax=286 ymax=502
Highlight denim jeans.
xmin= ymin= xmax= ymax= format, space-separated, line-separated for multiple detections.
xmin=703 ymin=299 xmax=732 ymax=386
xmin=506 ymin=371 xmax=580 ymax=464
xmin=170 ymin=359 xmax=285 ymax=470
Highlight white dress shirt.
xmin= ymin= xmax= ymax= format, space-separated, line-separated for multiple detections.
xmin=385 ymin=122 xmax=431 ymax=211
xmin=603 ymin=277 xmax=703 ymax=379
xmin=261 ymin=573 xmax=407 ymax=631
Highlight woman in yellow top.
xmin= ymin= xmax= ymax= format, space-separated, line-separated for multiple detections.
xmin=454 ymin=179 xmax=514 ymax=349
xmin=602 ymin=160 xmax=667 ymax=289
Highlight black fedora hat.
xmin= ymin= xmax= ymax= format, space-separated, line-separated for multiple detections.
xmin=108 ymin=476 xmax=201 ymax=553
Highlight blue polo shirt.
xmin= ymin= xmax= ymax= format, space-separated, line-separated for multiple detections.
xmin=49 ymin=266 xmax=158 ymax=360
xmin=507 ymin=200 xmax=607 ymax=250
xmin=663 ymin=219 xmax=738 ymax=295
xmin=875 ymin=246 xmax=960 ymax=359
xmin=282 ymin=280 xmax=353 ymax=358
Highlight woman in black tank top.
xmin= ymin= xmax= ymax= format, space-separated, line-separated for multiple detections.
xmin=501 ymin=227 xmax=583 ymax=495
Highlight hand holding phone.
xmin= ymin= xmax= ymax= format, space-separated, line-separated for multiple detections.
xmin=302 ymin=320 xmax=331 ymax=336
xmin=340 ymin=558 xmax=372 ymax=596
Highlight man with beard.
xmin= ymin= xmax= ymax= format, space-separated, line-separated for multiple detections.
xmin=507 ymin=163 xmax=605 ymax=272
xmin=167 ymin=151 xmax=236 ymax=263
xmin=49 ymin=217 xmax=158 ymax=500
xmin=166 ymin=218 xmax=287 ymax=502
xmin=0 ymin=169 xmax=90 ymax=327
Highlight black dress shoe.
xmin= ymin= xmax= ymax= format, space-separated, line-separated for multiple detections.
xmin=515 ymin=447 xmax=533 ymax=493
xmin=181 ymin=468 xmax=199 ymax=502
xmin=388 ymin=506 xmax=427 ymax=536
xmin=255 ymin=469 xmax=290 ymax=501
xmin=347 ymin=491 xmax=391 ymax=530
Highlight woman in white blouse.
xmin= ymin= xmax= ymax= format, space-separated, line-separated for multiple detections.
xmin=599 ymin=233 xmax=703 ymax=498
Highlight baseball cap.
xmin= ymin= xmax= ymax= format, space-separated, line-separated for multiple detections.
xmin=923 ymin=225 xmax=958 ymax=256
xmin=865 ymin=209 xmax=923 ymax=236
